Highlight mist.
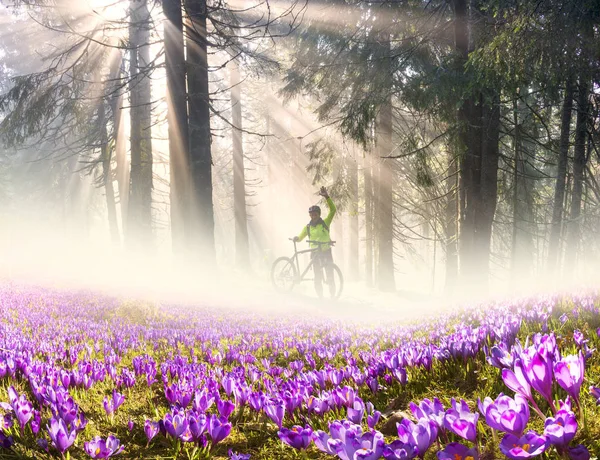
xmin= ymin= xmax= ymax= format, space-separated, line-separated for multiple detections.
xmin=0 ymin=0 xmax=599 ymax=327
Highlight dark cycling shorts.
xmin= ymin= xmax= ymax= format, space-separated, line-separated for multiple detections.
xmin=311 ymin=248 xmax=333 ymax=264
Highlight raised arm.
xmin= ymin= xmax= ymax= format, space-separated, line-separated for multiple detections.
xmin=323 ymin=197 xmax=336 ymax=227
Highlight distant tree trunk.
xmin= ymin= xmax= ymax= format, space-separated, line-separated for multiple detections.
xmin=163 ymin=0 xmax=190 ymax=256
xmin=444 ymin=147 xmax=458 ymax=294
xmin=375 ymin=37 xmax=395 ymax=292
xmin=364 ymin=150 xmax=374 ymax=287
xmin=511 ymin=94 xmax=536 ymax=283
xmin=106 ymin=52 xmax=124 ymax=244
xmin=565 ymin=80 xmax=589 ymax=272
xmin=128 ymin=0 xmax=153 ymax=248
xmin=99 ymin=101 xmax=120 ymax=244
xmin=349 ymin=148 xmax=359 ymax=281
xmin=185 ymin=0 xmax=215 ymax=262
xmin=475 ymin=91 xmax=500 ymax=282
xmin=230 ymin=60 xmax=250 ymax=269
xmin=453 ymin=0 xmax=499 ymax=290
xmin=548 ymin=78 xmax=574 ymax=273
xmin=112 ymin=70 xmax=129 ymax=232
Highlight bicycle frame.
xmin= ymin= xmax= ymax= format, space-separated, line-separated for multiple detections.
xmin=290 ymin=240 xmax=319 ymax=282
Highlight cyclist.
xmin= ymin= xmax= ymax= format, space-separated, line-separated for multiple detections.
xmin=293 ymin=186 xmax=337 ymax=298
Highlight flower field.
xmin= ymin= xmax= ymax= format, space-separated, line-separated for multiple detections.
xmin=1 ymin=286 xmax=600 ymax=459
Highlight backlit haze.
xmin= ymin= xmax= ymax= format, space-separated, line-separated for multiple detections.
xmin=0 ymin=0 xmax=597 ymax=325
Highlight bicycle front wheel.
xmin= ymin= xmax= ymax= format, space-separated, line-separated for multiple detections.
xmin=271 ymin=257 xmax=298 ymax=292
xmin=323 ymin=264 xmax=344 ymax=300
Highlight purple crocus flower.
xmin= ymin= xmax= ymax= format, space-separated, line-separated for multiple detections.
xmin=312 ymin=430 xmax=342 ymax=455
xmin=103 ymin=390 xmax=125 ymax=417
xmin=228 ymin=449 xmax=251 ymax=460
xmin=335 ymin=430 xmax=385 ymax=460
xmin=367 ymin=410 xmax=381 ymax=429
xmin=0 ymin=431 xmax=13 ymax=449
xmin=521 ymin=349 xmax=554 ymax=406
xmin=568 ymin=445 xmax=590 ymax=460
xmin=392 ymin=368 xmax=407 ymax=384
xmin=397 ymin=418 xmax=438 ymax=456
xmin=7 ymin=386 xmax=33 ymax=429
xmin=444 ymin=399 xmax=478 ymax=442
xmin=47 ymin=416 xmax=77 ymax=454
xmin=478 ymin=393 xmax=529 ymax=436
xmin=409 ymin=397 xmax=445 ymax=428
xmin=248 ymin=392 xmax=265 ymax=412
xmin=544 ymin=409 xmax=577 ymax=447
xmin=347 ymin=399 xmax=365 ymax=424
xmin=554 ymin=353 xmax=584 ymax=402
xmin=31 ymin=410 xmax=41 ymax=435
xmin=163 ymin=411 xmax=189 ymax=439
xmin=188 ymin=412 xmax=207 ymax=442
xmin=84 ymin=435 xmax=124 ymax=458
xmin=264 ymin=400 xmax=285 ymax=428
xmin=436 ymin=442 xmax=479 ymax=459
xmin=499 ymin=431 xmax=549 ymax=459
xmin=382 ymin=440 xmax=416 ymax=459
xmin=487 ymin=342 xmax=515 ymax=369
xmin=277 ymin=425 xmax=313 ymax=450
xmin=559 ymin=313 xmax=568 ymax=324
xmin=144 ymin=420 xmax=159 ymax=444
xmin=194 ymin=390 xmax=215 ymax=412
xmin=590 ymin=386 xmax=600 ymax=405
xmin=208 ymin=414 xmax=232 ymax=444
xmin=502 ymin=359 xmax=532 ymax=399
xmin=217 ymin=399 xmax=236 ymax=419
xmin=573 ymin=330 xmax=586 ymax=347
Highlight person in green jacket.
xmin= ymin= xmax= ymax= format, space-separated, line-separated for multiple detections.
xmin=293 ymin=186 xmax=337 ymax=298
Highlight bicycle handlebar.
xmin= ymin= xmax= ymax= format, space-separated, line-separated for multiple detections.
xmin=307 ymin=240 xmax=336 ymax=246
xmin=287 ymin=238 xmax=336 ymax=246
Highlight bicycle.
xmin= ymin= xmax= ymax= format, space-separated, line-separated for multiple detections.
xmin=271 ymin=239 xmax=344 ymax=299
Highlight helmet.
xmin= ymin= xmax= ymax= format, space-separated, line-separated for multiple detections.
xmin=308 ymin=205 xmax=321 ymax=214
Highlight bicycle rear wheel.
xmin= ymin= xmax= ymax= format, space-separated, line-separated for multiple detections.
xmin=323 ymin=263 xmax=344 ymax=300
xmin=271 ymin=257 xmax=298 ymax=292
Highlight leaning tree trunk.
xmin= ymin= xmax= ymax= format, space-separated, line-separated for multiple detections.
xmin=230 ymin=60 xmax=250 ymax=269
xmin=564 ymin=80 xmax=589 ymax=273
xmin=185 ymin=0 xmax=215 ymax=262
xmin=548 ymin=78 xmax=574 ymax=273
xmin=163 ymin=0 xmax=190 ymax=256
xmin=128 ymin=0 xmax=153 ymax=249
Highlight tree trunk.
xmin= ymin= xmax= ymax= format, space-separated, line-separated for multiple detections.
xmin=185 ymin=0 xmax=215 ymax=262
xmin=128 ymin=0 xmax=153 ymax=249
xmin=99 ymin=101 xmax=120 ymax=244
xmin=163 ymin=0 xmax=190 ymax=256
xmin=511 ymin=93 xmax=536 ymax=283
xmin=106 ymin=51 xmax=124 ymax=244
xmin=475 ymin=91 xmax=500 ymax=284
xmin=564 ymin=79 xmax=589 ymax=273
xmin=349 ymin=147 xmax=359 ymax=281
xmin=230 ymin=60 xmax=250 ymax=269
xmin=548 ymin=78 xmax=574 ymax=273
xmin=364 ymin=149 xmax=374 ymax=287
xmin=375 ymin=36 xmax=395 ymax=292
xmin=453 ymin=0 xmax=499 ymax=290
xmin=444 ymin=147 xmax=458 ymax=294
